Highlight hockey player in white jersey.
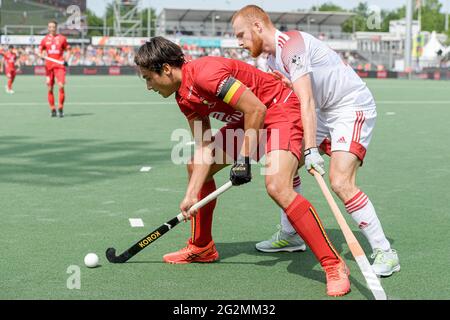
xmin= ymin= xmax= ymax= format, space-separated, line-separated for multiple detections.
xmin=232 ymin=5 xmax=399 ymax=277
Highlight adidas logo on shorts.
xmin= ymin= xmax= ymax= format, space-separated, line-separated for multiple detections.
xmin=337 ymin=136 xmax=347 ymax=144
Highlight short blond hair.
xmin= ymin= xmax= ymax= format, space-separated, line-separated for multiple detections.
xmin=231 ymin=5 xmax=274 ymax=27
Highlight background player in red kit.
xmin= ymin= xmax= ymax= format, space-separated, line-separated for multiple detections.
xmin=134 ymin=37 xmax=351 ymax=297
xmin=0 ymin=45 xmax=20 ymax=94
xmin=39 ymin=20 xmax=70 ymax=117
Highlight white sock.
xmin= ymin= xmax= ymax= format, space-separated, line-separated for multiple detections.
xmin=345 ymin=190 xmax=391 ymax=251
xmin=280 ymin=175 xmax=302 ymax=235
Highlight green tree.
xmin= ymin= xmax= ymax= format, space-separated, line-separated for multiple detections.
xmin=310 ymin=0 xmax=448 ymax=35
xmin=420 ymin=0 xmax=445 ymax=32
xmin=342 ymin=2 xmax=370 ymax=33
xmin=86 ymin=9 xmax=104 ymax=36
xmin=379 ymin=6 xmax=405 ymax=32
xmin=314 ymin=2 xmax=345 ymax=12
xmin=102 ymin=4 xmax=156 ymax=36
xmin=141 ymin=8 xmax=157 ymax=37
xmin=83 ymin=4 xmax=156 ymax=37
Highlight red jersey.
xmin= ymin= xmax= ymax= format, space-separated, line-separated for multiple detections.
xmin=1 ymin=50 xmax=17 ymax=71
xmin=176 ymin=56 xmax=297 ymax=124
xmin=39 ymin=34 xmax=69 ymax=69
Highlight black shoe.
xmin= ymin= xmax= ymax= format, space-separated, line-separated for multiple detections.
xmin=51 ymin=110 xmax=57 ymax=117
xmin=58 ymin=109 xmax=64 ymax=118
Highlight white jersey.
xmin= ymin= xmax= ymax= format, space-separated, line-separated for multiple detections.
xmin=268 ymin=30 xmax=375 ymax=111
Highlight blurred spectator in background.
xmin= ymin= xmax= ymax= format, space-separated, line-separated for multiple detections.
xmin=10 ymin=45 xmax=137 ymax=66
xmin=7 ymin=44 xmax=373 ymax=70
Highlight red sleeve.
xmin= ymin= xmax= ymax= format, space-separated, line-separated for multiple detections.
xmin=176 ymin=96 xmax=200 ymax=121
xmin=180 ymin=105 xmax=198 ymax=121
xmin=62 ymin=37 xmax=69 ymax=51
xmin=194 ymin=59 xmax=247 ymax=107
xmin=39 ymin=37 xmax=46 ymax=52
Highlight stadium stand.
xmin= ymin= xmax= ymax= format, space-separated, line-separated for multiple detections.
xmin=1 ymin=4 xmax=446 ymax=72
xmin=157 ymin=8 xmax=354 ymax=40
xmin=1 ymin=44 xmax=135 ymax=66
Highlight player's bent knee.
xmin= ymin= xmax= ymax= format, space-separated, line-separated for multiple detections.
xmin=265 ymin=179 xmax=291 ymax=205
xmin=329 ymin=176 xmax=355 ymax=198
xmin=265 ymin=181 xmax=279 ymax=199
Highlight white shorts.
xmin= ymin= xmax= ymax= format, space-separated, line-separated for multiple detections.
xmin=316 ymin=106 xmax=377 ymax=163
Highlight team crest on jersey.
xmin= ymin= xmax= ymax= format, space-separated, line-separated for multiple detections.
xmin=291 ymin=55 xmax=304 ymax=68
xmin=198 ymin=96 xmax=216 ymax=109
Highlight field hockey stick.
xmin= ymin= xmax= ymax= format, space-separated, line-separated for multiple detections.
xmin=39 ymin=54 xmax=68 ymax=66
xmin=106 ymin=180 xmax=233 ymax=263
xmin=311 ymin=170 xmax=387 ymax=300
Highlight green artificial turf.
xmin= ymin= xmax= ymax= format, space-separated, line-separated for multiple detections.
xmin=0 ymin=76 xmax=449 ymax=300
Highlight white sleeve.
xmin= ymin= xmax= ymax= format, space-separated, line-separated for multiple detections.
xmin=281 ymin=36 xmax=312 ymax=83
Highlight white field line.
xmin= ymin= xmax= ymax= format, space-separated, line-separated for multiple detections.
xmin=22 ymin=84 xmax=142 ymax=88
xmin=0 ymin=100 xmax=449 ymax=106
xmin=376 ymin=101 xmax=450 ymax=104
xmin=0 ymin=99 xmax=450 ymax=106
xmin=0 ymin=101 xmax=175 ymax=106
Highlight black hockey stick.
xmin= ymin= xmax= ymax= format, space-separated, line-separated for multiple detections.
xmin=106 ymin=181 xmax=233 ymax=263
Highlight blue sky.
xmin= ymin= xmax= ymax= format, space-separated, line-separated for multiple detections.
xmin=87 ymin=0 xmax=450 ymax=17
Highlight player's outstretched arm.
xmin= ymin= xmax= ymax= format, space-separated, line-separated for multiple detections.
xmin=38 ymin=39 xmax=47 ymax=61
xmin=63 ymin=45 xmax=71 ymax=66
xmin=292 ymin=75 xmax=325 ymax=176
xmin=229 ymin=89 xmax=266 ymax=185
xmin=181 ymin=115 xmax=215 ymax=219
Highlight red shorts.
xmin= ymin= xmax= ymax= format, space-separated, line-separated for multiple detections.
xmin=212 ymin=98 xmax=303 ymax=163
xmin=319 ymin=138 xmax=332 ymax=157
xmin=5 ymin=68 xmax=16 ymax=79
xmin=46 ymin=67 xmax=66 ymax=86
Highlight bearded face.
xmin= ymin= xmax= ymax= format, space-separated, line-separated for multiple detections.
xmin=233 ymin=16 xmax=265 ymax=58
xmin=249 ymin=29 xmax=263 ymax=58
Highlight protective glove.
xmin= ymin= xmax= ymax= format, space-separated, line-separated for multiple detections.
xmin=230 ymin=156 xmax=252 ymax=186
xmin=304 ymin=147 xmax=325 ymax=176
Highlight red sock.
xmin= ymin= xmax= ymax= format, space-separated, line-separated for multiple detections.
xmin=284 ymin=195 xmax=340 ymax=267
xmin=191 ymin=179 xmax=217 ymax=247
xmin=58 ymin=88 xmax=65 ymax=110
xmin=48 ymin=90 xmax=55 ymax=109
xmin=7 ymin=78 xmax=12 ymax=90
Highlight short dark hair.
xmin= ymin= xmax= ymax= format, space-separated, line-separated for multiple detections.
xmin=48 ymin=20 xmax=58 ymax=27
xmin=8 ymin=45 xmax=14 ymax=49
xmin=134 ymin=37 xmax=185 ymax=74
